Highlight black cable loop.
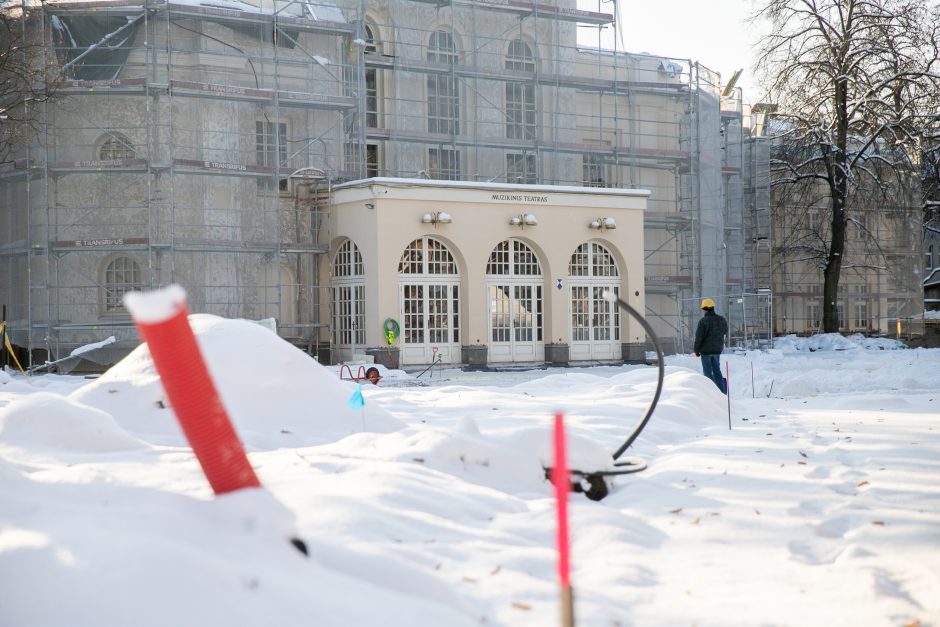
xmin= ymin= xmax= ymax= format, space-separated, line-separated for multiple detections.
xmin=608 ymin=292 xmax=665 ymax=461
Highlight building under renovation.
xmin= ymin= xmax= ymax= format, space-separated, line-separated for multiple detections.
xmin=2 ymin=0 xmax=915 ymax=369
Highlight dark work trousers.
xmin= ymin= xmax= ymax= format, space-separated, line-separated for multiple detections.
xmin=700 ymin=354 xmax=726 ymax=394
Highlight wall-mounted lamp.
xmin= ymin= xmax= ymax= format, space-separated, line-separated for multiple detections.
xmin=421 ymin=211 xmax=452 ymax=227
xmin=588 ymin=217 xmax=617 ymax=230
xmin=365 ymin=203 xmax=375 ymax=210
xmin=509 ymin=213 xmax=538 ymax=228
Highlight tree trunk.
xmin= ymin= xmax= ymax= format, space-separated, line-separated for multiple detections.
xmin=822 ymin=198 xmax=846 ymax=332
xmin=823 ymin=67 xmax=851 ymax=334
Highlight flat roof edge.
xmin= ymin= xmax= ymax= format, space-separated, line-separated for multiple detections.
xmin=333 ymin=177 xmax=652 ymax=198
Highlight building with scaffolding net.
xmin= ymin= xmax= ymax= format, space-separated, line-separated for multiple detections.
xmin=3 ymin=0 xmax=917 ymax=370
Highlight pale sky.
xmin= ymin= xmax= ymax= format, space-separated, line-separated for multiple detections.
xmin=578 ymin=0 xmax=766 ymax=101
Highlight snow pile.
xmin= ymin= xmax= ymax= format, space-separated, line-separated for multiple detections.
xmin=0 ymin=323 xmax=938 ymax=626
xmin=70 ymin=314 xmax=404 ymax=449
xmin=772 ymin=332 xmax=905 ymax=352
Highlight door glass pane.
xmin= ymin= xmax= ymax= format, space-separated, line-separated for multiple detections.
xmin=593 ymin=286 xmax=611 ymax=341
xmin=491 ymin=285 xmax=511 ymax=342
xmin=513 ymin=285 xmax=533 ymax=342
xmin=333 ymin=286 xmax=348 ymax=344
xmin=451 ymin=284 xmax=460 ymax=343
xmin=428 ymin=284 xmax=449 ymax=344
xmin=571 ymin=286 xmax=589 ymax=341
xmin=536 ymin=286 xmax=543 ymax=342
xmin=612 ymin=286 xmax=620 ymax=341
xmin=334 ymin=285 xmax=363 ymax=346
xmin=354 ymin=285 xmax=365 ymax=345
xmin=403 ymin=284 xmax=424 ymax=344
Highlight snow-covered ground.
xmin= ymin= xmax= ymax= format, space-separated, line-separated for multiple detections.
xmin=1 ymin=319 xmax=938 ymax=626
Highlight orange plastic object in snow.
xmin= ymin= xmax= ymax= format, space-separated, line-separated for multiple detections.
xmin=127 ymin=287 xmax=260 ymax=495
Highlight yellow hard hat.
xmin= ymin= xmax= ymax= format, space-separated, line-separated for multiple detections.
xmin=700 ymin=298 xmax=716 ymax=309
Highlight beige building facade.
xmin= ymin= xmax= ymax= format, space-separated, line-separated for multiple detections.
xmin=329 ymin=179 xmax=648 ymax=366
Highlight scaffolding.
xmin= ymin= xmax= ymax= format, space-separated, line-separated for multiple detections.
xmin=1 ymin=0 xmax=757 ymax=364
xmin=2 ymin=0 xmax=351 ymax=364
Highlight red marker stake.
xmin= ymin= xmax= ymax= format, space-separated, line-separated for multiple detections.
xmin=125 ymin=286 xmax=260 ymax=495
xmin=552 ymin=413 xmax=575 ymax=627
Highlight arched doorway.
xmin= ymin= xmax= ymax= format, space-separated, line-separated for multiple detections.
xmin=568 ymin=241 xmax=621 ymax=361
xmin=331 ymin=239 xmax=365 ymax=361
xmin=486 ymin=239 xmax=543 ymax=362
xmin=398 ymin=236 xmax=460 ymax=365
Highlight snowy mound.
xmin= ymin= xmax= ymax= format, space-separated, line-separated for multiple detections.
xmin=320 ymin=414 xmax=616 ymax=497
xmin=71 ymin=314 xmax=404 ymax=449
xmin=318 ymin=366 xmax=730 ymax=497
xmin=3 ymin=346 xmax=940 ymax=625
xmin=0 ymin=392 xmax=147 ymax=455
xmin=773 ymin=332 xmax=904 ymax=352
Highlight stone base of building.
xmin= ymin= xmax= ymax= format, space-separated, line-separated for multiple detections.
xmin=366 ymin=346 xmax=400 ymax=370
xmin=461 ymin=344 xmax=488 ymax=368
xmin=545 ymin=342 xmax=569 ymax=366
xmin=622 ymin=342 xmax=647 ymax=364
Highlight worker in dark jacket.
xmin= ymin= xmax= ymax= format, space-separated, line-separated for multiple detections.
xmin=693 ymin=298 xmax=728 ymax=394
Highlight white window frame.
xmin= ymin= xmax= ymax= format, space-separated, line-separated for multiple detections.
xmin=486 ymin=239 xmax=544 ymax=363
xmin=398 ymin=236 xmax=460 ymax=365
xmin=568 ymin=242 xmax=621 ymax=361
xmin=332 ymin=240 xmax=366 ymax=351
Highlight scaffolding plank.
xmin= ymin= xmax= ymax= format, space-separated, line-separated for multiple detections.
xmin=277 ymin=90 xmax=356 ymax=110
xmin=365 ymin=129 xmax=690 ymax=163
xmin=166 ymin=80 xmax=355 ymax=109
xmin=48 ymin=159 xmax=150 ymax=174
xmin=170 ymin=238 xmax=328 ymax=253
xmin=51 ymin=77 xmax=147 ymax=94
xmin=363 ymin=56 xmax=688 ymax=95
xmin=172 ymin=158 xmax=274 ymax=177
xmin=170 ymin=80 xmax=273 ymax=102
xmin=50 ymin=237 xmax=150 ymax=251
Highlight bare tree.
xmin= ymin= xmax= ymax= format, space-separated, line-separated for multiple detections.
xmin=0 ymin=2 xmax=57 ymax=165
xmin=755 ymin=0 xmax=940 ymax=331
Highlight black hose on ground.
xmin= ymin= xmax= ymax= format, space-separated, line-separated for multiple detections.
xmin=549 ymin=293 xmax=666 ymax=501
xmin=608 ymin=292 xmax=665 ymax=461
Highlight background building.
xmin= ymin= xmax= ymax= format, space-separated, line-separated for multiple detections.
xmin=7 ymin=0 xmax=914 ymax=369
xmin=767 ymin=143 xmax=924 ymax=337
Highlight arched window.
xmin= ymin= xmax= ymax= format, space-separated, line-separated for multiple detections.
xmin=398 ymin=236 xmax=458 ymax=275
xmin=102 ymin=256 xmax=143 ymax=313
xmin=569 ymin=242 xmax=619 ymax=278
xmin=427 ymin=30 xmax=460 ymax=135
xmin=505 ymin=40 xmax=535 ymax=141
xmin=98 ymin=132 xmax=135 ymax=161
xmin=334 ymin=238 xmax=365 ymax=277
xmin=332 ymin=240 xmax=365 ymax=348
